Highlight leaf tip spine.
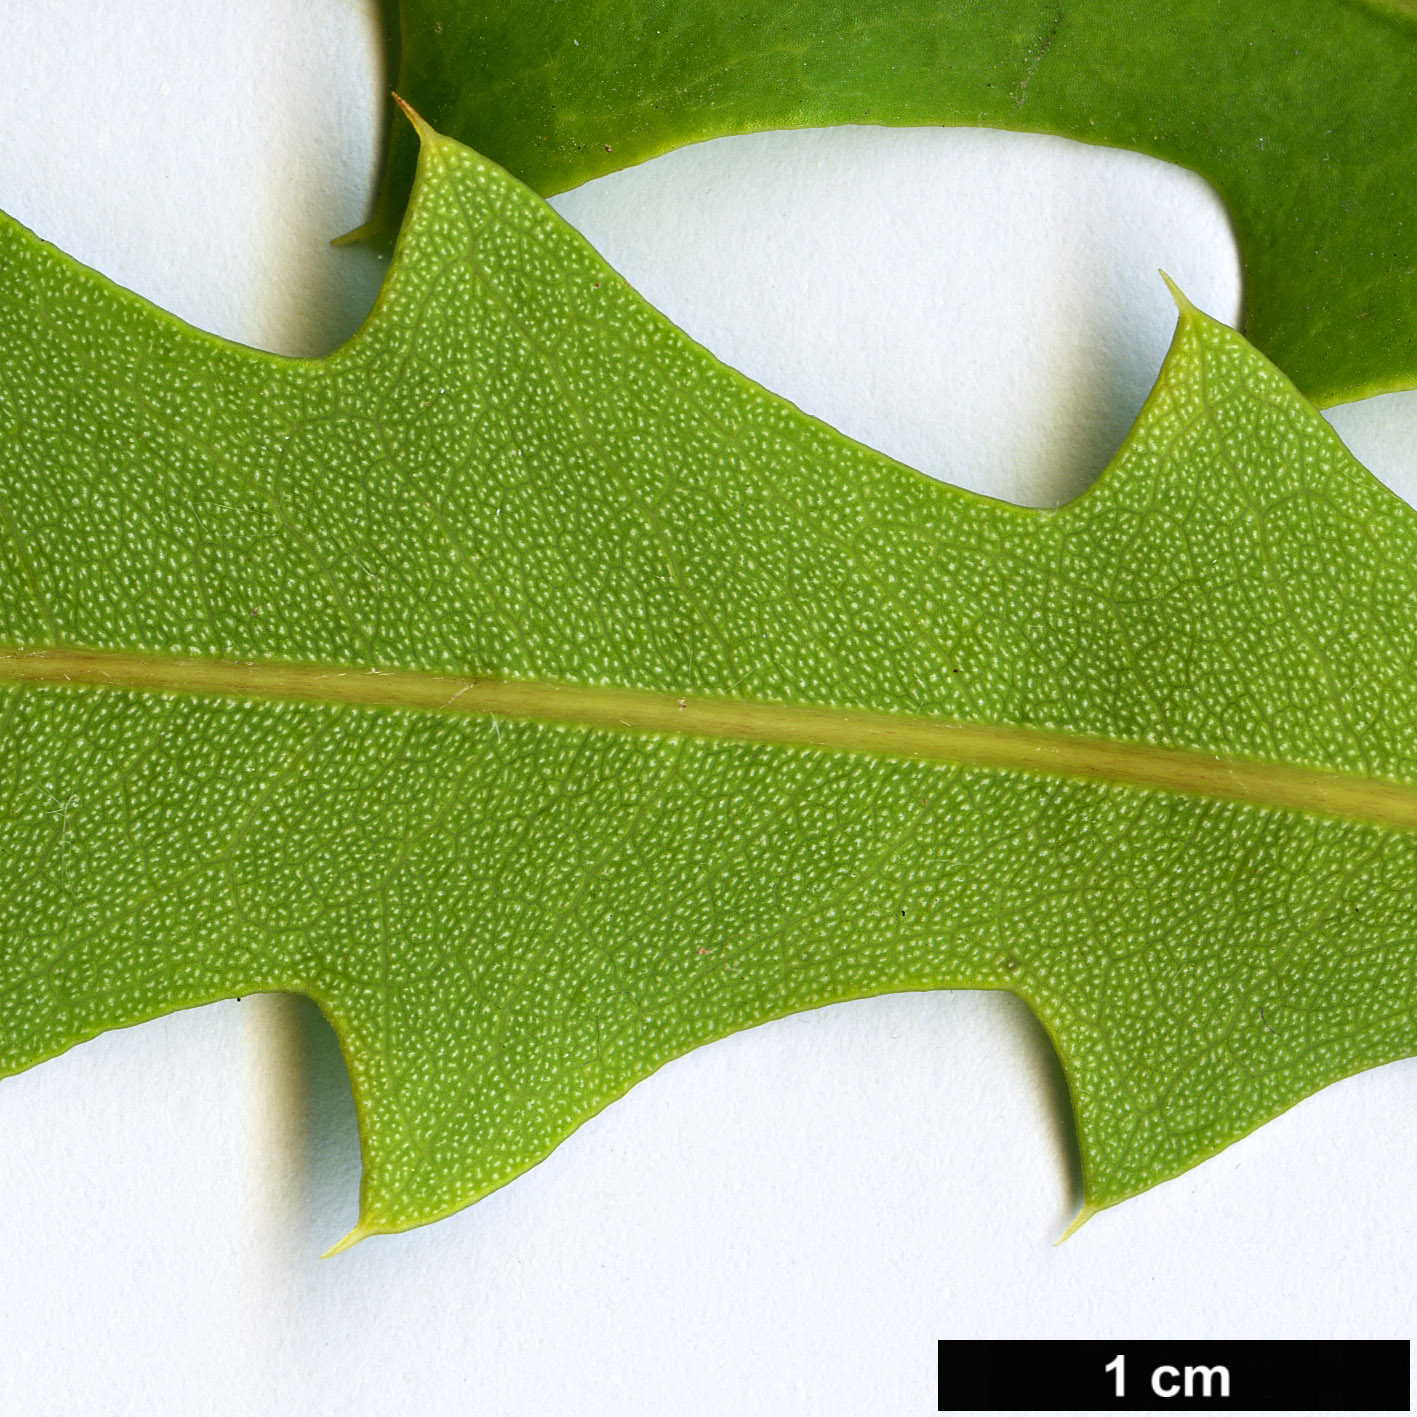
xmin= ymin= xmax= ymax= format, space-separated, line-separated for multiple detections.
xmin=321 ymin=1221 xmax=378 ymax=1258
xmin=1054 ymin=1200 xmax=1099 ymax=1245
xmin=391 ymin=92 xmax=439 ymax=150
xmin=1158 ymin=269 xmax=1200 ymax=321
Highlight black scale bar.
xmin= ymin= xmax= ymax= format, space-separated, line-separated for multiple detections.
xmin=938 ymin=1339 xmax=1410 ymax=1412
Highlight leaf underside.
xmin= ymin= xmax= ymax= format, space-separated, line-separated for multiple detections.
xmin=380 ymin=0 xmax=1417 ymax=408
xmin=3 ymin=122 xmax=1417 ymax=1241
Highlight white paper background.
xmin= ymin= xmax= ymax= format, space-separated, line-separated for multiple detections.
xmin=0 ymin=3 xmax=1414 ymax=1413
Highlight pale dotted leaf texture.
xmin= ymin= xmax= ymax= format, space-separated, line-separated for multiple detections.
xmin=379 ymin=0 xmax=1417 ymax=408
xmin=3 ymin=124 xmax=1417 ymax=1243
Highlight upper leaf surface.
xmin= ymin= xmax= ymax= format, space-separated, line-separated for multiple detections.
xmin=381 ymin=0 xmax=1417 ymax=407
xmin=3 ymin=124 xmax=1417 ymax=1238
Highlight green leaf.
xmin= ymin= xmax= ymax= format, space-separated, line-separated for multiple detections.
xmin=378 ymin=0 xmax=1417 ymax=408
xmin=4 ymin=116 xmax=1417 ymax=1244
